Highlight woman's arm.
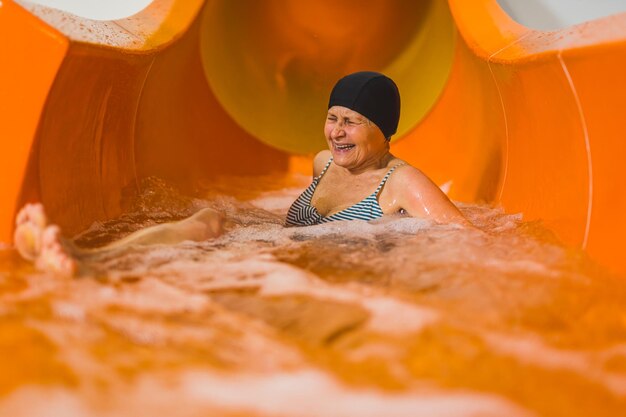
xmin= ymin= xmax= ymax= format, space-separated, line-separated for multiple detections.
xmin=390 ymin=166 xmax=471 ymax=226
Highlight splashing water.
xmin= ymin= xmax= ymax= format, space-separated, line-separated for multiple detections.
xmin=1 ymin=173 xmax=625 ymax=417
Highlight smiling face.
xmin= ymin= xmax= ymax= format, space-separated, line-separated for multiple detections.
xmin=324 ymin=106 xmax=390 ymax=171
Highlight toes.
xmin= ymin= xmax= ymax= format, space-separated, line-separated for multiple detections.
xmin=35 ymin=250 xmax=77 ymax=277
xmin=14 ymin=223 xmax=42 ymax=261
xmin=41 ymin=225 xmax=61 ymax=248
xmin=15 ymin=205 xmax=29 ymax=226
xmin=36 ymin=226 xmax=76 ymax=276
xmin=27 ymin=203 xmax=47 ymax=228
xmin=60 ymin=257 xmax=77 ymax=276
xmin=16 ymin=203 xmax=47 ymax=229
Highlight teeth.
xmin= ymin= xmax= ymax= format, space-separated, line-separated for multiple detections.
xmin=336 ymin=144 xmax=354 ymax=150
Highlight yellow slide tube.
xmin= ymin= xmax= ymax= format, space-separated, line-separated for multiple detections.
xmin=0 ymin=0 xmax=625 ymax=276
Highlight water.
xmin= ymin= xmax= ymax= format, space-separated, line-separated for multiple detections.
xmin=1 ymin=174 xmax=625 ymax=416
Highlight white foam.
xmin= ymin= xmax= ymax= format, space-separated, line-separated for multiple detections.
xmin=46 ymin=270 xmax=209 ymax=314
xmin=0 ymin=371 xmax=533 ymax=417
xmin=484 ymin=333 xmax=626 ymax=396
xmin=257 ymin=255 xmax=439 ymax=335
xmin=0 ymin=388 xmax=89 ymax=417
xmin=131 ymin=249 xmax=441 ymax=337
xmin=260 ymin=264 xmax=316 ymax=295
xmin=51 ymin=301 xmax=86 ymax=321
xmin=249 ymin=187 xmax=307 ymax=213
xmin=0 ymin=173 xmax=614 ymax=416
xmin=481 ymin=258 xmax=559 ymax=277
xmin=181 ymin=369 xmax=533 ymax=417
xmin=364 ymin=297 xmax=438 ymax=335
xmin=284 ymin=216 xmax=431 ymax=241
xmin=103 ymin=278 xmax=208 ymax=313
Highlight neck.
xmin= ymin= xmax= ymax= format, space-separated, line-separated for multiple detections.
xmin=343 ymin=150 xmax=393 ymax=175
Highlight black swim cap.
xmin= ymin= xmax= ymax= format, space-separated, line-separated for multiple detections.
xmin=328 ymin=71 xmax=401 ymax=139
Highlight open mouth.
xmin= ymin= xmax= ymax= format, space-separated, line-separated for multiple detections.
xmin=333 ymin=143 xmax=355 ymax=152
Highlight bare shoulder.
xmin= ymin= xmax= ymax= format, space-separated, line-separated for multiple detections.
xmin=387 ymin=163 xmax=469 ymax=225
xmin=313 ymin=150 xmax=332 ymax=177
xmin=390 ymin=163 xmax=440 ymax=192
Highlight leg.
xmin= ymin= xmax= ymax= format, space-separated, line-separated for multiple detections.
xmin=14 ymin=204 xmax=224 ymax=276
xmin=100 ymin=207 xmax=224 ymax=250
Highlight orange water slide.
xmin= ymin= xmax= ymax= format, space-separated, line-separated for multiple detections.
xmin=0 ymin=0 xmax=625 ymax=275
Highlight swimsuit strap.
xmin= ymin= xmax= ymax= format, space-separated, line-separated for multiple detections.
xmin=315 ymin=156 xmax=333 ymax=181
xmin=374 ymin=162 xmax=406 ymax=196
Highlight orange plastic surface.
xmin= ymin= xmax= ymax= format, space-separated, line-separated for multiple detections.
xmin=395 ymin=0 xmax=626 ymax=275
xmin=393 ymin=1 xmax=626 ymax=276
xmin=0 ymin=0 xmax=68 ymax=245
xmin=1 ymin=0 xmax=625 ymax=275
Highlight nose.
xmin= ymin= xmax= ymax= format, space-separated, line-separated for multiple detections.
xmin=330 ymin=121 xmax=345 ymax=139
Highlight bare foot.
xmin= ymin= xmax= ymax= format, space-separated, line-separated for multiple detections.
xmin=36 ymin=225 xmax=77 ymax=276
xmin=14 ymin=203 xmax=77 ymax=276
xmin=14 ymin=203 xmax=47 ymax=261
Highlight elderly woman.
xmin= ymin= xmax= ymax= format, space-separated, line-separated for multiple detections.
xmin=14 ymin=71 xmax=467 ymax=276
xmin=287 ymin=71 xmax=468 ymax=226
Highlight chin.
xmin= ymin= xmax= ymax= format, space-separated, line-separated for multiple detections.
xmin=332 ymin=156 xmax=353 ymax=167
xmin=330 ymin=148 xmax=357 ymax=164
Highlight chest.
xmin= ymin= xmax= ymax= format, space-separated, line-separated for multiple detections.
xmin=310 ymin=170 xmax=386 ymax=216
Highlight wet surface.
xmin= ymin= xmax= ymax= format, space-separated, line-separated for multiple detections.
xmin=1 ymin=174 xmax=626 ymax=416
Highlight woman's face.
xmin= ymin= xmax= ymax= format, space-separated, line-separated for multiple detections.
xmin=324 ymin=106 xmax=389 ymax=170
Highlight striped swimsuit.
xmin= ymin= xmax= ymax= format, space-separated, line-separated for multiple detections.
xmin=286 ymin=157 xmax=405 ymax=226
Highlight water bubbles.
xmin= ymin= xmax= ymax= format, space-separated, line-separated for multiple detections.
xmin=2 ymin=173 xmax=623 ymax=416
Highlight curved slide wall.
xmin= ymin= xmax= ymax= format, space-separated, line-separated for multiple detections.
xmin=0 ymin=0 xmax=625 ymax=276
